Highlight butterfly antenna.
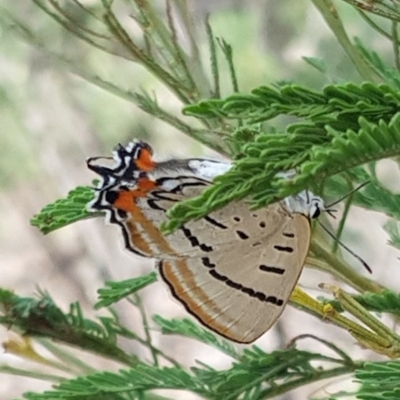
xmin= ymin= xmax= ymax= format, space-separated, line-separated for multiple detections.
xmin=316 ymin=221 xmax=372 ymax=274
xmin=325 ymin=181 xmax=370 ymax=209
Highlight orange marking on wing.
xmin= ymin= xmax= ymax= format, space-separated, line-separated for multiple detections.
xmin=161 ymin=259 xmax=234 ymax=339
xmin=111 ymin=177 xmax=178 ymax=256
xmin=137 ymin=177 xmax=157 ymax=193
xmin=113 ymin=178 xmax=157 ymax=213
xmin=135 ymin=148 xmax=155 ymax=171
xmin=113 ymin=193 xmax=177 ymax=256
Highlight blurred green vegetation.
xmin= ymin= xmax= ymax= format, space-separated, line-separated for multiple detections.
xmin=3 ymin=1 xmax=400 ymax=400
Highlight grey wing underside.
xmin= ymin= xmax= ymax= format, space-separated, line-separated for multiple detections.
xmin=119 ymin=187 xmax=311 ymax=343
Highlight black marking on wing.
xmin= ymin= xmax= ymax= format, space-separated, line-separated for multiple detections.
xmin=209 ymin=269 xmax=227 ymax=281
xmin=89 ymin=191 xmax=149 ymax=257
xmin=259 ymin=222 xmax=266 ymax=228
xmin=202 ymin=257 xmax=216 ymax=268
xmin=181 ymin=226 xmax=213 ymax=252
xmin=159 ymin=259 xmax=284 ymax=344
xmin=151 ymin=191 xmax=181 ymax=201
xmin=274 ymin=245 xmax=294 ymax=253
xmin=204 ymin=216 xmax=228 ymax=230
xmin=282 ymin=232 xmax=295 ymax=238
xmin=109 ymin=210 xmax=150 ymax=258
xmin=146 ymin=199 xmax=166 ymax=211
xmin=116 ymin=209 xmax=128 ymax=219
xmin=259 ymin=265 xmax=285 ymax=275
xmin=104 ymin=190 xmax=119 ymax=204
xmin=233 ymin=216 xmax=241 ymax=222
xmin=236 ymin=230 xmax=249 ymax=240
xmin=155 ymin=177 xmax=209 ymax=194
xmin=201 ymin=259 xmax=284 ymax=306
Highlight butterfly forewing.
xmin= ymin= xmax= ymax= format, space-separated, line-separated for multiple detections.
xmin=88 ymin=141 xmax=317 ymax=343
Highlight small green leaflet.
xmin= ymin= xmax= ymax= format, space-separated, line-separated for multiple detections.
xmin=96 ymin=272 xmax=158 ymax=309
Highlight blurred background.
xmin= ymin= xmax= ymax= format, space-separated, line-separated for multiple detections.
xmin=1 ymin=1 xmax=400 ymax=399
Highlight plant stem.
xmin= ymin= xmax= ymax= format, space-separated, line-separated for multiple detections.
xmin=0 ymin=365 xmax=65 ymax=383
xmin=130 ymin=295 xmax=159 ymax=366
xmin=311 ymin=0 xmax=378 ymax=81
xmin=257 ymin=364 xmax=360 ymax=399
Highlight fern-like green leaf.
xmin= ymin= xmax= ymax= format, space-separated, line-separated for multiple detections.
xmin=30 ymin=186 xmax=95 ymax=234
xmin=192 ymin=345 xmax=358 ymax=400
xmin=353 ymin=290 xmax=400 ymax=315
xmin=278 ymin=113 xmax=400 ymax=197
xmin=22 ymin=363 xmax=204 ymax=400
xmin=183 ymin=82 xmax=400 ymax=126
xmin=356 ymin=361 xmax=400 ymax=400
xmin=0 ymin=289 xmax=136 ymax=365
xmin=152 ymin=315 xmax=239 ymax=359
xmin=163 ymin=113 xmax=400 ymax=232
xmin=95 ymin=272 xmax=158 ymax=309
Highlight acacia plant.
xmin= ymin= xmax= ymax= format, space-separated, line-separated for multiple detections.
xmin=2 ymin=1 xmax=400 ymax=399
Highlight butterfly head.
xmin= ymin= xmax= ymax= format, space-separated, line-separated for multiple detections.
xmin=284 ymin=191 xmax=327 ymax=219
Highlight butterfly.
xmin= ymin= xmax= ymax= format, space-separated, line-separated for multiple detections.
xmin=87 ymin=140 xmax=324 ymax=343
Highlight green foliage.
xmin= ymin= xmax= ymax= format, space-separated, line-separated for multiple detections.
xmin=325 ymin=289 xmax=400 ymax=316
xmin=153 ymin=315 xmax=240 ymax=359
xmin=96 ymin=272 xmax=158 ymax=309
xmin=324 ymin=167 xmax=400 ymax=220
xmin=0 ymin=289 xmax=137 ymax=366
xmin=5 ymin=1 xmax=400 ymax=400
xmin=19 ymin=338 xmax=358 ymax=400
xmin=30 ymin=186 xmax=95 ymax=234
xmin=154 ymin=59 xmax=400 ymax=230
xmin=22 ymin=363 xmax=201 ymax=400
xmin=356 ymin=361 xmax=400 ymax=400
xmin=354 ymin=290 xmax=400 ymax=315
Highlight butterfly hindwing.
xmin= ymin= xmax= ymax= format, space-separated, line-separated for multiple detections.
xmin=159 ymin=211 xmax=311 ymax=343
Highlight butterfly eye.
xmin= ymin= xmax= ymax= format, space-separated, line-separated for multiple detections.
xmin=311 ymin=205 xmax=321 ymax=219
xmin=309 ymin=198 xmax=323 ymax=219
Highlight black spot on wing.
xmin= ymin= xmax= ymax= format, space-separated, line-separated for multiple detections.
xmin=259 ymin=265 xmax=285 ymax=275
xmin=236 ymin=230 xmax=249 ymax=240
xmin=282 ymin=232 xmax=295 ymax=238
xmin=274 ymin=245 xmax=294 ymax=253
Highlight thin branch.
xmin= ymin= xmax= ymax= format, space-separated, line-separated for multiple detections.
xmin=129 ymin=295 xmax=159 ymax=366
xmin=311 ymin=0 xmax=379 ymax=81
xmin=393 ymin=22 xmax=400 ymax=70
xmin=206 ymin=14 xmax=220 ymax=98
